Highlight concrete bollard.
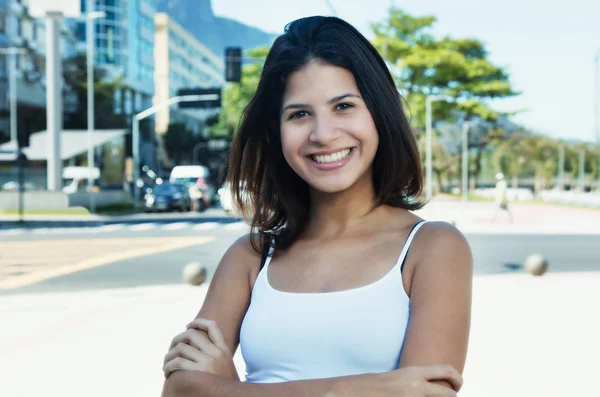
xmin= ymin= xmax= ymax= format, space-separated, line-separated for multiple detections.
xmin=524 ymin=254 xmax=548 ymax=276
xmin=183 ymin=262 xmax=207 ymax=286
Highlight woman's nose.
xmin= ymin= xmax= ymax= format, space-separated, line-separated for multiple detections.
xmin=309 ymin=113 xmax=341 ymax=145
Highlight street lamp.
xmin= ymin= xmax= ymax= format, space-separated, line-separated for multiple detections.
xmin=86 ymin=3 xmax=106 ymax=213
xmin=425 ymin=95 xmax=447 ymax=200
xmin=462 ymin=122 xmax=470 ymax=202
xmin=594 ymin=49 xmax=600 ymax=191
xmin=0 ymin=48 xmax=26 ymax=145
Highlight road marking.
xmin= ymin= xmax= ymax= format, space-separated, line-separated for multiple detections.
xmin=32 ymin=228 xmax=51 ymax=234
xmin=162 ymin=222 xmax=190 ymax=231
xmin=96 ymin=224 xmax=126 ymax=232
xmin=0 ymin=229 xmax=25 ymax=236
xmin=224 ymin=222 xmax=249 ymax=231
xmin=128 ymin=223 xmax=157 ymax=231
xmin=193 ymin=222 xmax=219 ymax=231
xmin=0 ymin=236 xmax=215 ymax=290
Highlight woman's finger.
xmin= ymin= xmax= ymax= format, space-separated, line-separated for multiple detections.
xmin=163 ymin=357 xmax=197 ymax=378
xmin=163 ymin=342 xmax=208 ymax=367
xmin=186 ymin=318 xmax=230 ymax=354
xmin=169 ymin=329 xmax=221 ymax=357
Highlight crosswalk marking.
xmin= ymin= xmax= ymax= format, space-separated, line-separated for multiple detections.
xmin=162 ymin=222 xmax=190 ymax=231
xmin=96 ymin=224 xmax=126 ymax=232
xmin=193 ymin=222 xmax=218 ymax=231
xmin=0 ymin=221 xmax=251 ymax=236
xmin=0 ymin=229 xmax=25 ymax=236
xmin=223 ymin=222 xmax=249 ymax=231
xmin=32 ymin=228 xmax=51 ymax=234
xmin=128 ymin=223 xmax=158 ymax=231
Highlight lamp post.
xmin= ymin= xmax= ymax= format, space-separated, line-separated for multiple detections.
xmin=0 ymin=48 xmax=26 ymax=145
xmin=594 ymin=50 xmax=600 ymax=191
xmin=462 ymin=122 xmax=470 ymax=202
xmin=86 ymin=2 xmax=106 ymax=213
xmin=425 ymin=95 xmax=446 ymax=200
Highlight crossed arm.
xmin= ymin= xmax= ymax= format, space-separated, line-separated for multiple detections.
xmin=162 ymin=222 xmax=472 ymax=397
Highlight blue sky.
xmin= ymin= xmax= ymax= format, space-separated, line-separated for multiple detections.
xmin=213 ymin=0 xmax=600 ymax=143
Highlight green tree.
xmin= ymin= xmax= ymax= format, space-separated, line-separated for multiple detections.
xmin=371 ymin=7 xmax=520 ymax=190
xmin=62 ymin=53 xmax=127 ymax=130
xmin=164 ymin=122 xmax=195 ymax=164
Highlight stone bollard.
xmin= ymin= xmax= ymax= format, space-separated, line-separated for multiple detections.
xmin=524 ymin=254 xmax=548 ymax=276
xmin=183 ymin=262 xmax=207 ymax=286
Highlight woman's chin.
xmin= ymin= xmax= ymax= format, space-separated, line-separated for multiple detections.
xmin=307 ymin=179 xmax=355 ymax=195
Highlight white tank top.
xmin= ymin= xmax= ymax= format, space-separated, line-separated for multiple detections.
xmin=239 ymin=221 xmax=428 ymax=383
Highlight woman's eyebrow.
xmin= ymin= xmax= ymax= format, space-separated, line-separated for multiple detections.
xmin=282 ymin=93 xmax=361 ymax=113
xmin=327 ymin=93 xmax=361 ymax=104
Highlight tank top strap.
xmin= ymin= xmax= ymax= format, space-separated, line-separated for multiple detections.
xmin=259 ymin=239 xmax=275 ymax=272
xmin=395 ymin=220 xmax=429 ymax=273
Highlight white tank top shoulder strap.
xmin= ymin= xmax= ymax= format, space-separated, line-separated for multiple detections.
xmin=396 ymin=220 xmax=430 ymax=272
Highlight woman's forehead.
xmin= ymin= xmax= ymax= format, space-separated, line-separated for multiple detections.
xmin=282 ymin=62 xmax=359 ymax=103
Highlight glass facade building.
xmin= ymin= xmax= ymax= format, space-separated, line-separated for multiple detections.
xmin=77 ymin=0 xmax=156 ymax=113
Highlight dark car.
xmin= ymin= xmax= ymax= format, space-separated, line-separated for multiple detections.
xmin=144 ymin=182 xmax=191 ymax=212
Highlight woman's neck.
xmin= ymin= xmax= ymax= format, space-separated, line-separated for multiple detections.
xmin=303 ymin=172 xmax=379 ymax=239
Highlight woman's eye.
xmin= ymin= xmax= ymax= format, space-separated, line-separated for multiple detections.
xmin=335 ymin=103 xmax=354 ymax=111
xmin=289 ymin=110 xmax=308 ymax=119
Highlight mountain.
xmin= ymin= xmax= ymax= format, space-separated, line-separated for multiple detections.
xmin=156 ymin=0 xmax=277 ymax=58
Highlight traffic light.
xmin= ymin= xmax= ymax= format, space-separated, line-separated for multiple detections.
xmin=225 ymin=47 xmax=242 ymax=83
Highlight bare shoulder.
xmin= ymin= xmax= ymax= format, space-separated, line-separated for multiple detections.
xmin=221 ymin=233 xmax=262 ymax=265
xmin=402 ymin=221 xmax=473 ymax=296
xmin=216 ymin=233 xmax=263 ymax=286
xmin=398 ymin=221 xmax=473 ymax=373
xmin=414 ymin=221 xmax=472 ymax=263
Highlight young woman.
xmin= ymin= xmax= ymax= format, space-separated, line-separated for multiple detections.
xmin=162 ymin=16 xmax=472 ymax=397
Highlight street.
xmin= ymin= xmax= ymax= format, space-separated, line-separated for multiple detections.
xmin=2 ymin=209 xmax=600 ymax=295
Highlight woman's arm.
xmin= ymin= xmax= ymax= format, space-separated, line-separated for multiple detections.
xmin=398 ymin=221 xmax=473 ymax=389
xmin=163 ymin=364 xmax=462 ymax=397
xmin=162 ymin=228 xmax=464 ymax=397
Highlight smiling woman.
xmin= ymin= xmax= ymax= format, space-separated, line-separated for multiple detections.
xmin=162 ymin=16 xmax=472 ymax=397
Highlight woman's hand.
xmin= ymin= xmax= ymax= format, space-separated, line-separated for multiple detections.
xmin=163 ymin=318 xmax=238 ymax=380
xmin=333 ymin=365 xmax=463 ymax=397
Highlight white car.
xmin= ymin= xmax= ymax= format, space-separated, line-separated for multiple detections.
xmin=218 ymin=181 xmax=252 ymax=217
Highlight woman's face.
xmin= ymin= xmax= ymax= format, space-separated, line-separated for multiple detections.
xmin=279 ymin=61 xmax=379 ymax=194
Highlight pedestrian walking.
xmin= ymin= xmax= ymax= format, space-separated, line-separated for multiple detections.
xmin=492 ymin=172 xmax=513 ymax=223
xmin=162 ymin=16 xmax=473 ymax=397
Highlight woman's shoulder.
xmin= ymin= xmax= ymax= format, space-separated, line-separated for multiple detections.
xmin=219 ymin=233 xmax=265 ymax=286
xmin=223 ymin=233 xmax=263 ymax=265
xmin=411 ymin=220 xmax=473 ymax=269
xmin=417 ymin=220 xmax=469 ymax=245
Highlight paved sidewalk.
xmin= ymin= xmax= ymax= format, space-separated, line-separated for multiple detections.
xmin=415 ymin=199 xmax=600 ymax=234
xmin=1 ymin=272 xmax=597 ymax=396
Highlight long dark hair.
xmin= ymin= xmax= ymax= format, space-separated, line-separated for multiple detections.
xmin=227 ymin=16 xmax=424 ymax=254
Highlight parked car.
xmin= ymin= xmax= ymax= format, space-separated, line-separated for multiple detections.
xmin=144 ymin=182 xmax=191 ymax=212
xmin=218 ymin=181 xmax=252 ymax=217
xmin=1 ymin=181 xmax=38 ymax=191
xmin=62 ymin=166 xmax=100 ymax=193
xmin=169 ymin=165 xmax=216 ymax=211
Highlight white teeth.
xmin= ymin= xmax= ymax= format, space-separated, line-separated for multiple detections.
xmin=311 ymin=149 xmax=351 ymax=164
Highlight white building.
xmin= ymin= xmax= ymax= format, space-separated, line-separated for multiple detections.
xmin=153 ymin=12 xmax=224 ymax=137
